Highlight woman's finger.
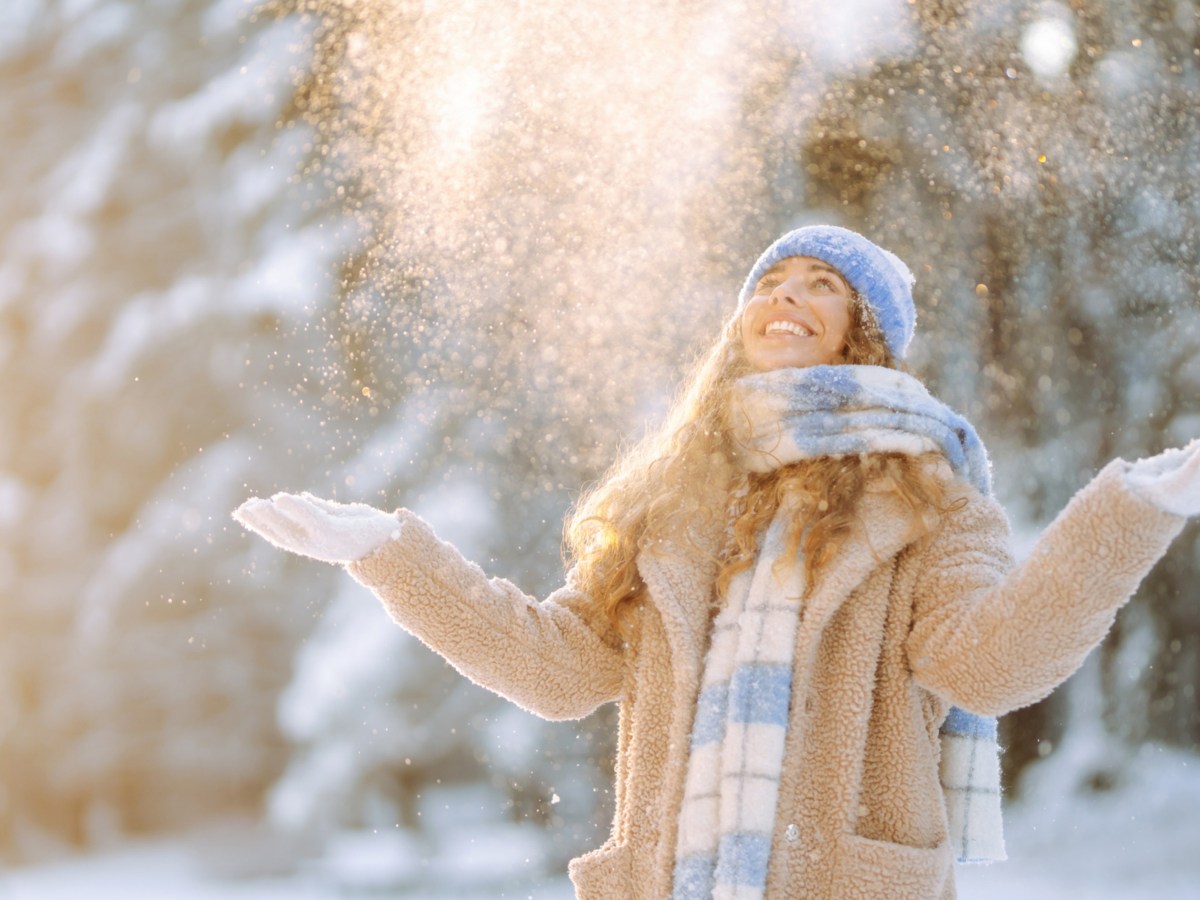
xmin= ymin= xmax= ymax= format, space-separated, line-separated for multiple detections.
xmin=298 ymin=492 xmax=365 ymax=517
xmin=273 ymin=492 xmax=332 ymax=530
xmin=233 ymin=498 xmax=285 ymax=536
xmin=236 ymin=501 xmax=306 ymax=549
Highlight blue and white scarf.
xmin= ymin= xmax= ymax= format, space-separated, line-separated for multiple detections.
xmin=729 ymin=364 xmax=991 ymax=496
xmin=673 ymin=509 xmax=807 ymax=900
xmin=672 ymin=365 xmax=1004 ymax=899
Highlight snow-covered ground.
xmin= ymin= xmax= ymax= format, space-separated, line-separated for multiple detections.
xmin=4 ymin=743 xmax=1197 ymax=899
xmin=956 ymin=742 xmax=1200 ymax=899
xmin=0 ymin=818 xmax=575 ymax=900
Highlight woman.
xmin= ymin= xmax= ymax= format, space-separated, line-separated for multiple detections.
xmin=235 ymin=225 xmax=1200 ymax=899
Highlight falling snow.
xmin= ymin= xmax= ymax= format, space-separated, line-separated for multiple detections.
xmin=0 ymin=0 xmax=1197 ymax=894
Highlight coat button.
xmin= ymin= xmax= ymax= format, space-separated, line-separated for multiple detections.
xmin=785 ymin=823 xmax=800 ymax=842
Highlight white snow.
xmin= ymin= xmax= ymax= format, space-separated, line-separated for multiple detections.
xmin=147 ymin=18 xmax=308 ymax=159
xmin=0 ymin=0 xmax=47 ymax=60
xmin=3 ymin=744 xmax=1198 ymax=898
xmin=781 ymin=0 xmax=916 ymax=70
xmin=957 ymin=743 xmax=1200 ymax=899
xmin=53 ymin=1 xmax=136 ymax=67
xmin=1021 ymin=14 xmax=1078 ymax=81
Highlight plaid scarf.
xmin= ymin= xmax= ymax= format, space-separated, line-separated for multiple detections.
xmin=672 ymin=509 xmax=807 ymax=899
xmin=672 ymin=365 xmax=1005 ymax=898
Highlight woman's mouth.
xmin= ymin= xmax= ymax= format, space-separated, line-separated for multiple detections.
xmin=764 ymin=319 xmax=815 ymax=337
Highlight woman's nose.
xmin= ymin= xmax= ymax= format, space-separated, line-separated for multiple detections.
xmin=770 ymin=278 xmax=804 ymax=306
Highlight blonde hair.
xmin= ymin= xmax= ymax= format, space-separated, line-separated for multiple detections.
xmin=564 ymin=290 xmax=952 ymax=632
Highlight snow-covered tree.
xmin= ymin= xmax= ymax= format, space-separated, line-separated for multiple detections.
xmin=0 ymin=0 xmax=352 ymax=856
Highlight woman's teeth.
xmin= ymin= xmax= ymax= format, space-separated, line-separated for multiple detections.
xmin=765 ymin=320 xmax=814 ymax=337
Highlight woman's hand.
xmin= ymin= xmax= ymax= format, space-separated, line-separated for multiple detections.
xmin=1123 ymin=439 xmax=1200 ymax=518
xmin=233 ymin=492 xmax=402 ymax=563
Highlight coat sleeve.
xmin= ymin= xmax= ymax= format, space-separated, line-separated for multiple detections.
xmin=906 ymin=459 xmax=1187 ymax=717
xmin=346 ymin=509 xmax=625 ymax=722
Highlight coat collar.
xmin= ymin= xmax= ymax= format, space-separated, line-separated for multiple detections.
xmin=635 ymin=508 xmax=723 ymax=689
xmin=637 ymin=485 xmax=924 ymax=684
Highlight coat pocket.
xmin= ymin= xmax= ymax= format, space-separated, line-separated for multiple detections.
xmin=568 ymin=841 xmax=632 ymax=900
xmin=832 ymin=834 xmax=952 ymax=900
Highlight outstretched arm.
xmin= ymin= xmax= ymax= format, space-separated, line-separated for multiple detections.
xmin=234 ymin=494 xmax=625 ymax=722
xmin=906 ymin=442 xmax=1197 ymax=717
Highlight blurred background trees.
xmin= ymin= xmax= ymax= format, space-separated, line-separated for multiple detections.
xmin=0 ymin=0 xmax=353 ymax=854
xmin=1 ymin=0 xmax=1196 ymax=888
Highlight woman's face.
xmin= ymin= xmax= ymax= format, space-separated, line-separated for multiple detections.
xmin=740 ymin=255 xmax=853 ymax=372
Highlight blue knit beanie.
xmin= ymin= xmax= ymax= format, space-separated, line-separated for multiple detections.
xmin=737 ymin=225 xmax=917 ymax=361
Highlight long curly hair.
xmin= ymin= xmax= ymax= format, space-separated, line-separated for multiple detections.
xmin=564 ymin=290 xmax=953 ymax=632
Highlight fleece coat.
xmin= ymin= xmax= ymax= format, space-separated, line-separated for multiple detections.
xmin=347 ymin=459 xmax=1184 ymax=900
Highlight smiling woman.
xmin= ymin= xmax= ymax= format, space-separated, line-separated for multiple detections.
xmin=234 ymin=225 xmax=1200 ymax=899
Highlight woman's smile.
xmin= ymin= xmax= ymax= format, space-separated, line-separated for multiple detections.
xmin=762 ymin=316 xmax=817 ymax=337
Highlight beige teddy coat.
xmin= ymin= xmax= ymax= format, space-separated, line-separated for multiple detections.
xmin=348 ymin=459 xmax=1184 ymax=899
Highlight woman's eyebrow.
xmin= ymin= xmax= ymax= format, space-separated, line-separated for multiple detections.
xmin=758 ymin=261 xmax=850 ymax=290
xmin=808 ymin=262 xmax=850 ymax=290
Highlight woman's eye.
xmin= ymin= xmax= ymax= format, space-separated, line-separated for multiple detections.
xmin=813 ymin=277 xmax=836 ymax=291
